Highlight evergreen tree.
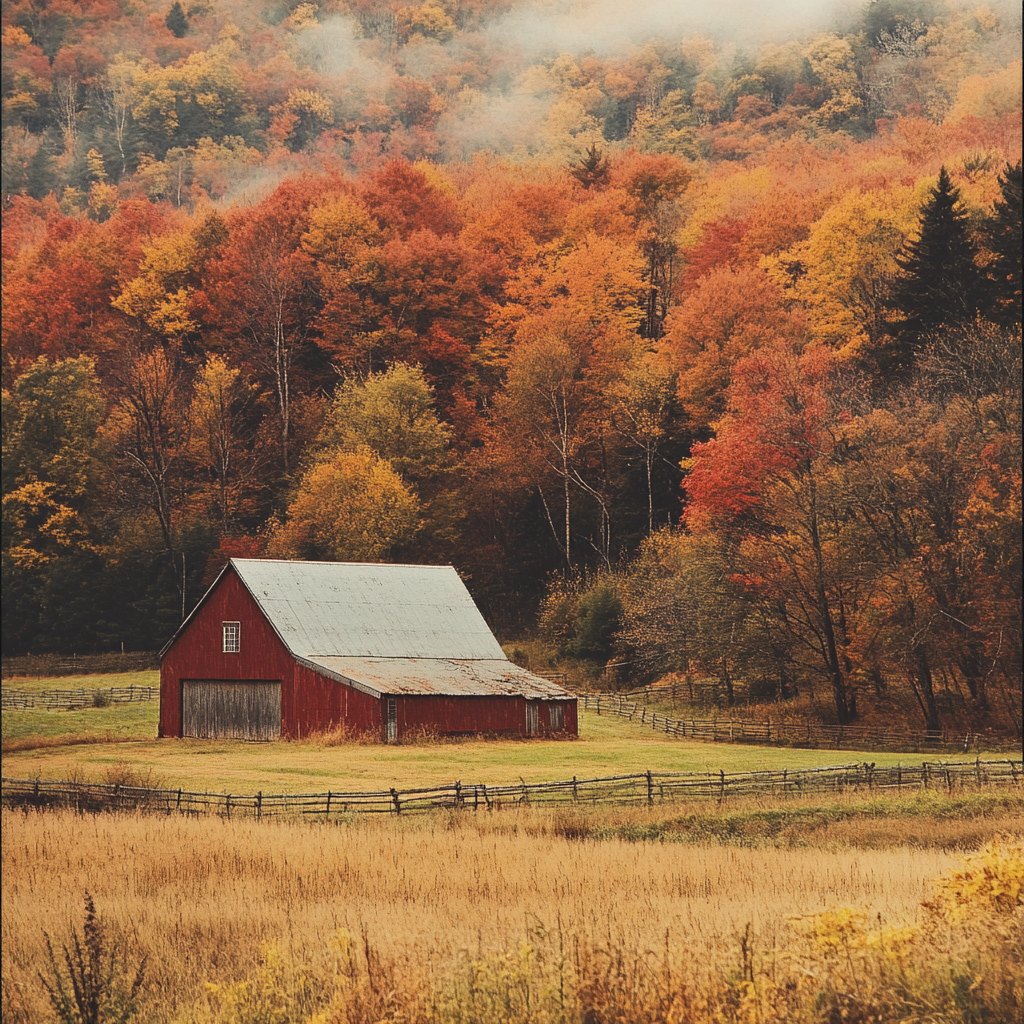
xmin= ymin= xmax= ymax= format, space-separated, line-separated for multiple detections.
xmin=571 ymin=146 xmax=610 ymax=190
xmin=165 ymin=1 xmax=188 ymax=37
xmin=886 ymin=166 xmax=984 ymax=367
xmin=982 ymin=161 xmax=1022 ymax=325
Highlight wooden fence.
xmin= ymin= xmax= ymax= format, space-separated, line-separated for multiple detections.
xmin=1 ymin=685 xmax=159 ymax=711
xmin=3 ymin=760 xmax=1021 ymax=820
xmin=2 ymin=651 xmax=159 ymax=679
xmin=581 ymin=693 xmax=1021 ymax=752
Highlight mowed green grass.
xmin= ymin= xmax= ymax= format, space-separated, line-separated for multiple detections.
xmin=2 ymin=672 xmax=1003 ymax=794
xmin=2 ymin=671 xmax=160 ymax=743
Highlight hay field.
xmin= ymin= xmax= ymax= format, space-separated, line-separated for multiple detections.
xmin=3 ymin=799 xmax=1021 ymax=1024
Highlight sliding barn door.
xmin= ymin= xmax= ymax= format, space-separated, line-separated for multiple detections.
xmin=182 ymin=681 xmax=281 ymax=741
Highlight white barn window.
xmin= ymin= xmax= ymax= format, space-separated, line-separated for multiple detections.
xmin=222 ymin=621 xmax=241 ymax=653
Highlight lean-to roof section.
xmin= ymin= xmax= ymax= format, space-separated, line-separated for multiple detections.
xmin=231 ymin=558 xmax=508 ymax=661
xmin=303 ymin=656 xmax=569 ymax=698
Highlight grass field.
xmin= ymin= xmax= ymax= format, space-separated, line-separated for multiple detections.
xmin=2 ymin=804 xmax=1020 ymax=1024
xmin=1 ymin=669 xmax=157 ymax=694
xmin=3 ymin=672 xmax=1022 ymax=1023
xmin=3 ymin=672 xmax=1008 ymax=793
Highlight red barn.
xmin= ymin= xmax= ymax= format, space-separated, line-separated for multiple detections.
xmin=159 ymin=558 xmax=577 ymax=741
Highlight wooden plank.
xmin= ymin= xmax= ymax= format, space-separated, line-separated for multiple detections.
xmin=182 ymin=680 xmax=281 ymax=741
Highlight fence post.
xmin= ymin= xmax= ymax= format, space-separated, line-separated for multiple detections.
xmin=646 ymin=770 xmax=653 ymax=806
xmin=391 ymin=788 xmax=401 ymax=814
xmin=176 ymin=788 xmax=182 ymax=811
xmin=326 ymin=791 xmax=331 ymax=816
xmin=719 ymin=769 xmax=726 ymax=802
xmin=572 ymin=776 xmax=578 ymax=802
xmin=257 ymin=791 xmax=263 ymax=820
xmin=225 ymin=794 xmax=231 ymax=819
xmin=455 ymin=780 xmax=462 ymax=808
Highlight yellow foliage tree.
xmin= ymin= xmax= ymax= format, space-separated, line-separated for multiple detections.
xmin=189 ymin=355 xmax=254 ymax=532
xmin=113 ymin=231 xmax=201 ymax=337
xmin=268 ymin=451 xmax=421 ymax=562
xmin=763 ymin=186 xmax=918 ymax=354
xmin=803 ymin=34 xmax=864 ymax=128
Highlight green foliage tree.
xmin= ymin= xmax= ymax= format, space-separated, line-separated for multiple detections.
xmin=887 ymin=167 xmax=985 ymax=368
xmin=316 ymin=363 xmax=450 ymax=482
xmin=165 ymin=2 xmax=189 ymax=39
xmin=565 ymin=580 xmax=622 ymax=661
xmin=570 ymin=145 xmax=610 ymax=189
xmin=2 ymin=357 xmax=106 ymax=653
xmin=982 ymin=161 xmax=1022 ymax=325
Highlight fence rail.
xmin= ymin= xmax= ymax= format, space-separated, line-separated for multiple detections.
xmin=1 ymin=685 xmax=159 ymax=711
xmin=580 ymin=693 xmax=1020 ymax=752
xmin=2 ymin=651 xmax=159 ymax=680
xmin=3 ymin=760 xmax=1020 ymax=820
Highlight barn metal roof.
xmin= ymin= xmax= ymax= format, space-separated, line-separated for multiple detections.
xmin=231 ymin=559 xmax=507 ymax=660
xmin=301 ymin=656 xmax=570 ymax=699
xmin=215 ymin=559 xmax=573 ymax=700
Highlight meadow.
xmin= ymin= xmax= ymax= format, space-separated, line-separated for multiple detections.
xmin=2 ymin=802 xmax=1021 ymax=1024
xmin=2 ymin=671 xmax=1007 ymax=794
xmin=2 ymin=673 xmax=1022 ymax=1022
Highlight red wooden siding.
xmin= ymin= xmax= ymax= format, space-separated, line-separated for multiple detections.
xmin=160 ymin=568 xmax=376 ymax=739
xmin=395 ymin=695 xmax=578 ymax=738
xmin=289 ymin=662 xmax=379 ymax=738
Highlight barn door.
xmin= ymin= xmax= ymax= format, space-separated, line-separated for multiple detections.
xmin=182 ymin=681 xmax=281 ymax=741
xmin=525 ymin=701 xmax=540 ymax=736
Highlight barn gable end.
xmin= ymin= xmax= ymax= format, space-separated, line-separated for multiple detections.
xmin=159 ymin=559 xmax=576 ymax=741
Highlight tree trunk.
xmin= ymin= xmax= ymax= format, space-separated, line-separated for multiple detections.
xmin=807 ymin=469 xmax=854 ymax=722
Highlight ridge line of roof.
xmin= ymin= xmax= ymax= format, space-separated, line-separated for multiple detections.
xmin=230 ymin=558 xmax=458 ymax=570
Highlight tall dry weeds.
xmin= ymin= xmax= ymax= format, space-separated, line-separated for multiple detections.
xmin=2 ymin=806 xmax=1020 ymax=1023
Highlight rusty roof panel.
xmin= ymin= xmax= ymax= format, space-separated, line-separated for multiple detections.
xmin=304 ymin=657 xmax=573 ymax=699
xmin=231 ymin=559 xmax=507 ymax=660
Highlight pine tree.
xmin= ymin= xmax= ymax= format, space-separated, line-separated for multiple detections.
xmin=165 ymin=1 xmax=188 ymax=37
xmin=982 ymin=161 xmax=1022 ymax=325
xmin=886 ymin=166 xmax=984 ymax=366
xmin=570 ymin=145 xmax=610 ymax=190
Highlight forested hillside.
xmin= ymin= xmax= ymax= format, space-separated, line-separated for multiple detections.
xmin=2 ymin=0 xmax=1020 ymax=730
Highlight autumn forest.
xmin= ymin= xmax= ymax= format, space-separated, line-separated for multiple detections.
xmin=1 ymin=0 xmax=1021 ymax=733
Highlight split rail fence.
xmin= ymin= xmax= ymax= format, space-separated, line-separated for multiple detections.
xmin=1 ymin=686 xmax=159 ymax=710
xmin=3 ymin=760 xmax=1020 ymax=821
xmin=581 ymin=693 xmax=1020 ymax=752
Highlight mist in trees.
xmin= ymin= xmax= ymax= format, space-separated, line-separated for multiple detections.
xmin=1 ymin=0 xmax=1020 ymax=734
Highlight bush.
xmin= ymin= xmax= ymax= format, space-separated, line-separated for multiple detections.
xmin=565 ymin=582 xmax=622 ymax=662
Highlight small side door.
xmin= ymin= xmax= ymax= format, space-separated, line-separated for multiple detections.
xmin=525 ymin=701 xmax=540 ymax=736
xmin=386 ymin=697 xmax=398 ymax=742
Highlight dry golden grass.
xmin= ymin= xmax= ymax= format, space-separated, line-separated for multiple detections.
xmin=5 ymin=796 xmax=1020 ymax=1023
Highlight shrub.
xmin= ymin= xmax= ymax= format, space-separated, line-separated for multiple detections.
xmin=565 ymin=582 xmax=622 ymax=662
xmin=40 ymin=893 xmax=147 ymax=1024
